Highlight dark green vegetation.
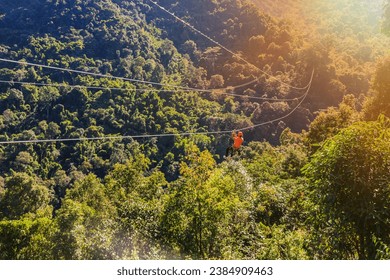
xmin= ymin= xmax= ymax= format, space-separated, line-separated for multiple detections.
xmin=0 ymin=0 xmax=389 ymax=259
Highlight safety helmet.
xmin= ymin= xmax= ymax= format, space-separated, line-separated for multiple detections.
xmin=237 ymin=131 xmax=243 ymax=137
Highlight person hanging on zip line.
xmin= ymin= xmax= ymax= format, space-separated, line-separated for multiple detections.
xmin=225 ymin=131 xmax=244 ymax=158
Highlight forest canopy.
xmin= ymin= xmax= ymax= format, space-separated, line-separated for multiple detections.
xmin=0 ymin=0 xmax=389 ymax=260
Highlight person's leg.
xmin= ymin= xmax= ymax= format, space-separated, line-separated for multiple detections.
xmin=226 ymin=146 xmax=233 ymax=157
xmin=225 ymin=146 xmax=231 ymax=157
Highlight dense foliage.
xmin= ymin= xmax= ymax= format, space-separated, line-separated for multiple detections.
xmin=0 ymin=0 xmax=389 ymax=259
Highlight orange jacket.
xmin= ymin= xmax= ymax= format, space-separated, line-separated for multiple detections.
xmin=233 ymin=136 xmax=244 ymax=149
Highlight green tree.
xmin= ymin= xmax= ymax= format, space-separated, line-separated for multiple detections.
xmin=161 ymin=144 xmax=215 ymax=259
xmin=304 ymin=116 xmax=390 ymax=259
xmin=104 ymin=157 xmax=168 ymax=259
xmin=363 ymin=57 xmax=390 ymax=120
xmin=54 ymin=174 xmax=116 ymax=259
xmin=233 ymin=143 xmax=311 ymax=259
xmin=209 ymin=74 xmax=225 ymax=88
xmin=13 ymin=151 xmax=39 ymax=174
xmin=161 ymin=143 xmax=243 ymax=259
xmin=0 ymin=217 xmax=57 ymax=260
xmin=0 ymin=173 xmax=52 ymax=220
xmin=306 ymin=94 xmax=360 ymax=151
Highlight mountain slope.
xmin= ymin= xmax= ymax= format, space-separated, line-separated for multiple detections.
xmin=0 ymin=0 xmax=230 ymax=181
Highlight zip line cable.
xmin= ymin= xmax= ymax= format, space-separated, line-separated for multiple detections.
xmin=0 ymin=1 xmax=316 ymax=145
xmin=0 ymin=57 xmax=202 ymax=91
xmin=0 ymin=58 xmax=277 ymax=95
xmin=0 ymin=57 xmax=253 ymax=92
xmin=239 ymin=69 xmax=314 ymax=131
xmin=0 ymin=79 xmax=305 ymax=102
xmin=0 ymin=57 xmax=306 ymax=100
xmin=0 ymin=3 xmax=312 ymax=96
xmin=0 ymin=0 xmax=312 ymax=101
xmin=148 ymin=0 xmax=310 ymax=91
xmin=0 ymin=70 xmax=313 ymax=145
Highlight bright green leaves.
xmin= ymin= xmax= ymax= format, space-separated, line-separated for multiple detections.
xmin=304 ymin=116 xmax=390 ymax=259
xmin=256 ymin=224 xmax=309 ymax=260
xmin=53 ymin=173 xmax=116 ymax=259
xmin=0 ymin=0 xmax=389 ymax=261
xmin=306 ymin=94 xmax=360 ymax=150
xmin=162 ymin=147 xmax=242 ymax=259
xmin=0 ymin=172 xmax=52 ymax=220
xmin=0 ymin=173 xmax=56 ymax=260
xmin=0 ymin=217 xmax=57 ymax=259
xmin=53 ymin=157 xmax=168 ymax=260
xmin=105 ymin=158 xmax=167 ymax=259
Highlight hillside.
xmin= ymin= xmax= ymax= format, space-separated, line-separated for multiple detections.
xmin=250 ymin=0 xmax=304 ymax=18
xmin=148 ymin=0 xmax=389 ymax=126
xmin=0 ymin=0 xmax=389 ymax=260
xmin=251 ymin=0 xmax=389 ymax=93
